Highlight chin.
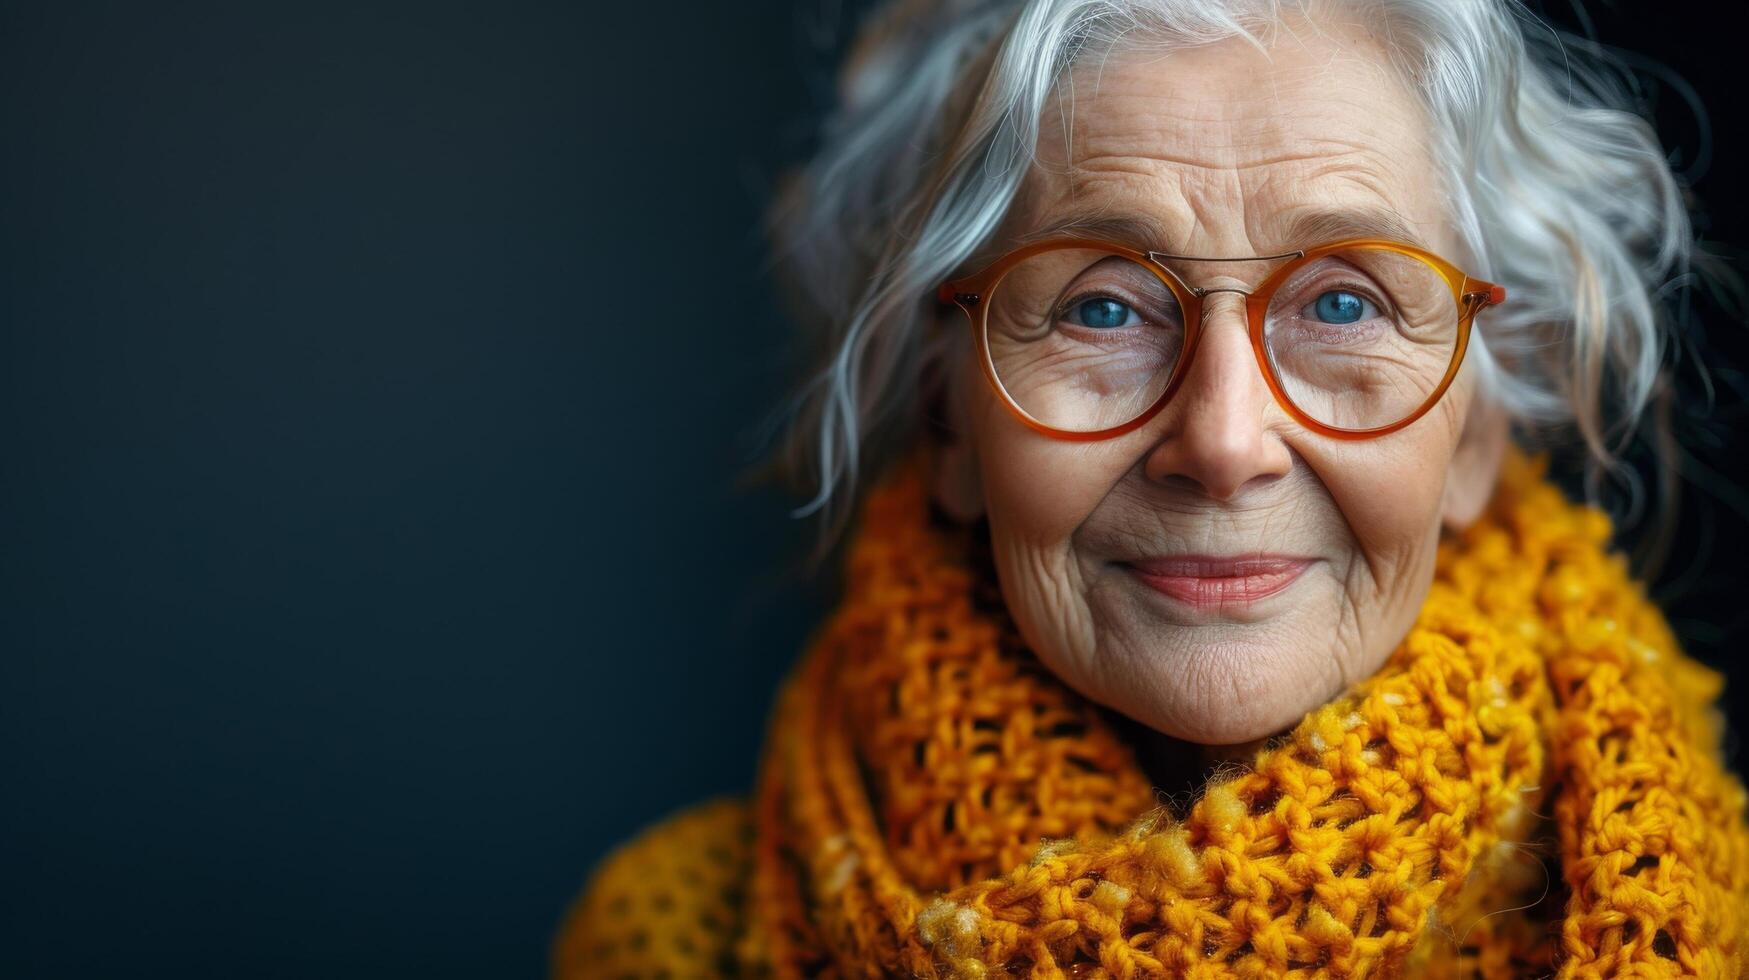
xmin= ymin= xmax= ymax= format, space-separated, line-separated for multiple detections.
xmin=1149 ymin=704 xmax=1299 ymax=747
xmin=1077 ymin=565 xmax=1356 ymax=745
xmin=1102 ymin=629 xmax=1339 ymax=746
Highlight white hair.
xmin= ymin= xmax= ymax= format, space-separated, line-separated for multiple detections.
xmin=750 ymin=0 xmax=1717 ymax=563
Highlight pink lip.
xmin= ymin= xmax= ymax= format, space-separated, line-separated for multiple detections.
xmin=1125 ymin=555 xmax=1313 ymax=609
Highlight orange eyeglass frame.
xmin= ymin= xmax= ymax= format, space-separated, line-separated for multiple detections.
xmin=935 ymin=236 xmax=1507 ymax=441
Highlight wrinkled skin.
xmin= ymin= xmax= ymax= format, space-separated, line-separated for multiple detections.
xmin=930 ymin=13 xmax=1509 ymax=753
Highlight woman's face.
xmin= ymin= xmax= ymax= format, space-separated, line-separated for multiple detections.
xmin=932 ymin=17 xmax=1509 ymax=746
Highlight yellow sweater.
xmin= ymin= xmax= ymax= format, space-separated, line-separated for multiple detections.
xmin=553 ymin=447 xmax=1749 ymax=978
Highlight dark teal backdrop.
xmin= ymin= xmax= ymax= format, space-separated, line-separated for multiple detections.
xmin=2 ymin=2 xmax=1745 ymax=977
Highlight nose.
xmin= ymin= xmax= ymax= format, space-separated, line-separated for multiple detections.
xmin=1142 ymin=294 xmax=1292 ymax=499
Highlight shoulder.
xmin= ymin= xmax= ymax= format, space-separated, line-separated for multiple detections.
xmin=548 ymin=797 xmax=753 ymax=979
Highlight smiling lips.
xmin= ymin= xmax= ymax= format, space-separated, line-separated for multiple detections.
xmin=1125 ymin=555 xmax=1313 ymax=608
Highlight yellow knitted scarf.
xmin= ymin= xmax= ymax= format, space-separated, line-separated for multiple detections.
xmin=557 ymin=447 xmax=1749 ymax=978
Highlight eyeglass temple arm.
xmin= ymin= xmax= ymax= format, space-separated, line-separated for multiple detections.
xmin=1461 ymin=282 xmax=1507 ymax=317
xmin=937 ymin=283 xmax=980 ymax=306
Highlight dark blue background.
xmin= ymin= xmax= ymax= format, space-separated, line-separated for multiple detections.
xmin=3 ymin=2 xmax=1745 ymax=977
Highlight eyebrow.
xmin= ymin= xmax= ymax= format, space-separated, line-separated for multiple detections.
xmin=1009 ymin=204 xmax=1431 ymax=256
xmin=1277 ymin=207 xmax=1431 ymax=254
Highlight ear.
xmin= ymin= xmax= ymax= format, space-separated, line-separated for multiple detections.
xmin=927 ymin=348 xmax=985 ymax=524
xmin=1440 ymin=393 xmax=1510 ymax=532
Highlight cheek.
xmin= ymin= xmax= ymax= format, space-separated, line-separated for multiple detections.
xmin=1325 ymin=455 xmax=1440 ymax=558
xmin=1311 ymin=394 xmax=1466 ymax=589
xmin=970 ymin=398 xmax=1134 ymax=677
xmin=969 ymin=382 xmax=1133 ymax=548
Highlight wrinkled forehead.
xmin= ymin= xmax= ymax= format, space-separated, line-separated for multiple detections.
xmin=1000 ymin=19 xmax=1460 ymax=263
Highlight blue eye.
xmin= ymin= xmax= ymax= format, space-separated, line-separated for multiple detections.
xmin=1069 ymin=297 xmax=1137 ymax=329
xmin=1305 ymin=290 xmax=1376 ymax=325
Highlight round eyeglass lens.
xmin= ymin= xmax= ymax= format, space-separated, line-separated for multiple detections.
xmin=1262 ymin=246 xmax=1460 ymax=431
xmin=984 ymin=247 xmax=1186 ymax=433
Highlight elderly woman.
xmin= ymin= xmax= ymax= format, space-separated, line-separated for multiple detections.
xmin=554 ymin=0 xmax=1749 ymax=975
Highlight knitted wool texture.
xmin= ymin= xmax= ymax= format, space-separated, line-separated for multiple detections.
xmin=554 ymin=447 xmax=1749 ymax=978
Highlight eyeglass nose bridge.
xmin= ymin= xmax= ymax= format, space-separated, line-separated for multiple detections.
xmin=1180 ymin=284 xmax=1255 ymax=300
xmin=1145 ymin=247 xmax=1306 ymax=296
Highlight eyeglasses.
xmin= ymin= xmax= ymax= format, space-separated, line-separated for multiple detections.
xmin=935 ymin=237 xmax=1505 ymax=441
